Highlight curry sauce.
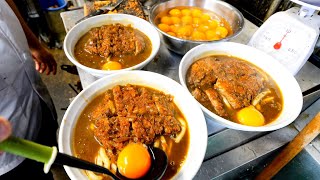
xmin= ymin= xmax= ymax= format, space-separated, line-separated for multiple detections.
xmin=74 ymin=24 xmax=152 ymax=70
xmin=72 ymin=85 xmax=190 ymax=179
xmin=187 ymin=55 xmax=283 ymax=126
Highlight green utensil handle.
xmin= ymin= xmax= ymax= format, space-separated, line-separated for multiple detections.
xmin=0 ymin=136 xmax=57 ymax=173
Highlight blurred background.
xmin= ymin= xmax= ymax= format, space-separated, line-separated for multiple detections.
xmin=13 ymin=0 xmax=320 ymax=66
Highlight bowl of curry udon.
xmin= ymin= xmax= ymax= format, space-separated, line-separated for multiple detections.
xmin=179 ymin=42 xmax=303 ymax=131
xmin=58 ymin=71 xmax=207 ymax=179
xmin=64 ymin=14 xmax=160 ymax=78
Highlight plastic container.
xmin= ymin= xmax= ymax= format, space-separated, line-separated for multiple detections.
xmin=38 ymin=0 xmax=68 ymax=11
xmin=38 ymin=0 xmax=67 ymax=46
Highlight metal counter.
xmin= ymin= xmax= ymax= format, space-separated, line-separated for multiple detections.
xmin=60 ymin=9 xmax=320 ymax=179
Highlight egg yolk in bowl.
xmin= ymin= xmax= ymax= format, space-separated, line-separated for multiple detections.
xmin=117 ymin=143 xmax=151 ymax=179
xmin=156 ymin=6 xmax=233 ymax=41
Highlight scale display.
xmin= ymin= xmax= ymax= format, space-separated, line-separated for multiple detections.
xmin=248 ymin=7 xmax=319 ymax=75
xmin=249 ymin=20 xmax=314 ymax=69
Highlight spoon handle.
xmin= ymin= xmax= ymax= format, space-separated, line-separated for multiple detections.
xmin=0 ymin=137 xmax=120 ymax=180
xmin=55 ymin=152 xmax=120 ymax=180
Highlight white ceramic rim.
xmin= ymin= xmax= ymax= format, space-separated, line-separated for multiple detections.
xmin=63 ymin=14 xmax=161 ymax=77
xmin=178 ymin=42 xmax=303 ymax=132
xmin=58 ymin=70 xmax=208 ymax=180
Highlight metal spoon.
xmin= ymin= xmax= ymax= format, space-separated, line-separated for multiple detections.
xmin=0 ymin=137 xmax=168 ymax=180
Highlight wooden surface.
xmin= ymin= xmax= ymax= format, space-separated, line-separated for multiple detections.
xmin=256 ymin=112 xmax=320 ymax=180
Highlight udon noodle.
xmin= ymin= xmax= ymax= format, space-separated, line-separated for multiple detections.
xmin=72 ymin=84 xmax=190 ymax=179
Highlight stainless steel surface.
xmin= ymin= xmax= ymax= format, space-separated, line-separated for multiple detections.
xmin=204 ymin=130 xmax=268 ymax=160
xmin=195 ymin=124 xmax=299 ymax=179
xmin=148 ymin=0 xmax=244 ymax=55
xmin=302 ymin=84 xmax=320 ymax=111
xmin=194 ymin=98 xmax=320 ymax=179
xmin=60 ymin=8 xmax=320 ymax=179
xmin=295 ymin=62 xmax=320 ymax=92
xmin=293 ymin=99 xmax=320 ymax=164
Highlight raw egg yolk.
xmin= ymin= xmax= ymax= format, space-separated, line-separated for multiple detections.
xmin=117 ymin=143 xmax=151 ymax=179
xmin=237 ymin=105 xmax=265 ymax=126
xmin=102 ymin=61 xmax=122 ymax=70
xmin=158 ymin=23 xmax=170 ymax=32
xmin=169 ymin=9 xmax=181 ymax=17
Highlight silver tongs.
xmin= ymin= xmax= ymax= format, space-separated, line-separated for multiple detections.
xmin=76 ymin=0 xmax=124 ymax=24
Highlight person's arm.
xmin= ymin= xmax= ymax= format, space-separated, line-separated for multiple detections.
xmin=5 ymin=0 xmax=57 ymax=75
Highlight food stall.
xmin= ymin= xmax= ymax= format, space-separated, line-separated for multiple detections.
xmin=58 ymin=0 xmax=320 ymax=179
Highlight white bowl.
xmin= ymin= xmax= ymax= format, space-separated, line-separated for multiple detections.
xmin=58 ymin=71 xmax=208 ymax=179
xmin=64 ymin=14 xmax=161 ymax=78
xmin=179 ymin=42 xmax=303 ymax=131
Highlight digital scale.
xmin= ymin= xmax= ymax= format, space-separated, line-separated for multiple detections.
xmin=248 ymin=0 xmax=320 ymax=75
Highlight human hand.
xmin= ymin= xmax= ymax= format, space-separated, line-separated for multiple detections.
xmin=0 ymin=117 xmax=11 ymax=143
xmin=31 ymin=47 xmax=57 ymax=75
xmin=6 ymin=0 xmax=57 ymax=75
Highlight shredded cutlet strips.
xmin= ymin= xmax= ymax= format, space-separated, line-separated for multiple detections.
xmin=204 ymin=88 xmax=228 ymax=117
xmin=139 ymin=87 xmax=158 ymax=115
xmin=214 ymin=79 xmax=247 ymax=109
xmin=94 ymin=85 xmax=182 ymax=163
xmin=84 ymin=23 xmax=145 ymax=57
xmin=94 ymin=116 xmax=131 ymax=162
xmin=131 ymin=115 xmax=156 ymax=143
xmin=187 ymin=57 xmax=217 ymax=89
xmin=213 ymin=58 xmax=264 ymax=109
xmin=152 ymin=93 xmax=175 ymax=116
xmin=116 ymin=0 xmax=146 ymax=20
xmin=91 ymin=91 xmax=116 ymax=119
xmin=191 ymin=88 xmax=209 ymax=103
xmin=188 ymin=56 xmax=265 ymax=115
